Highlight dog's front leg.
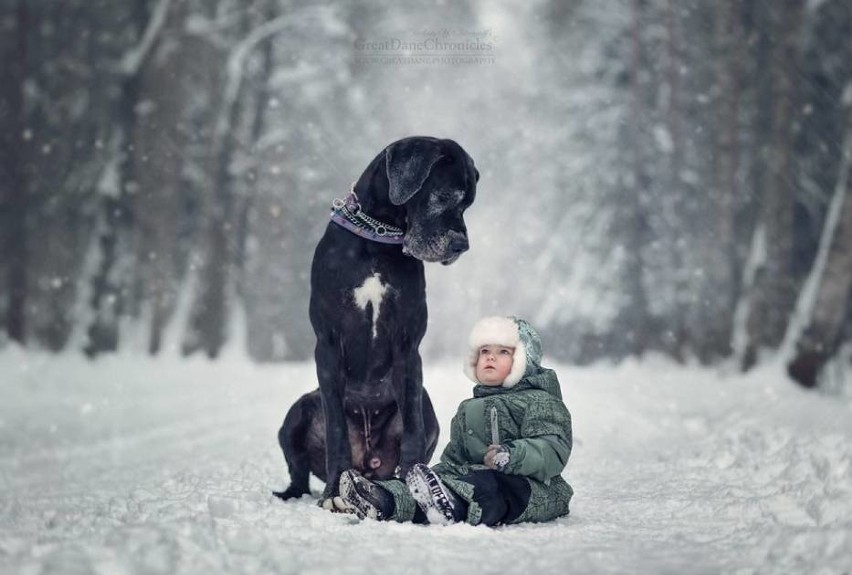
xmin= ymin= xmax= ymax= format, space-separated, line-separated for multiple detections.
xmin=394 ymin=350 xmax=426 ymax=476
xmin=316 ymin=338 xmax=351 ymax=507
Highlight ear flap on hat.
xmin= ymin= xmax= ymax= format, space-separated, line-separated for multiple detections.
xmin=501 ymin=340 xmax=527 ymax=388
xmin=385 ymin=138 xmax=444 ymax=205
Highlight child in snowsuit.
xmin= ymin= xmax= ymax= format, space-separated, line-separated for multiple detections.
xmin=338 ymin=316 xmax=573 ymax=526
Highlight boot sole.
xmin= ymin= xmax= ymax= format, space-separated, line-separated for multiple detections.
xmin=406 ymin=464 xmax=457 ymax=524
xmin=339 ymin=471 xmax=387 ymax=521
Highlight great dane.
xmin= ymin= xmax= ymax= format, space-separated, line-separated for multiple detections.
xmin=274 ymin=136 xmax=478 ymax=507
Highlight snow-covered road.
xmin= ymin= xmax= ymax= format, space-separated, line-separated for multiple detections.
xmin=1 ymin=349 xmax=850 ymax=574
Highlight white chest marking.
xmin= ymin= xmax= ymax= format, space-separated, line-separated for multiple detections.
xmin=353 ymin=274 xmax=388 ymax=339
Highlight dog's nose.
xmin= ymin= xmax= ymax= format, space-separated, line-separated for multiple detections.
xmin=447 ymin=231 xmax=469 ymax=255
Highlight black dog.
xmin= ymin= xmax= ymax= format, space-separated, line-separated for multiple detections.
xmin=274 ymin=136 xmax=478 ymax=507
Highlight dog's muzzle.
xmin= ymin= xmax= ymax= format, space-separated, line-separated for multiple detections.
xmin=403 ymin=230 xmax=469 ymax=265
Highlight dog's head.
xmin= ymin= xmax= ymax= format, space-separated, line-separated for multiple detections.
xmin=384 ymin=136 xmax=478 ymax=265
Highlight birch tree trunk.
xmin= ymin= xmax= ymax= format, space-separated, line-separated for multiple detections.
xmin=741 ymin=0 xmax=804 ymax=368
xmin=233 ymin=0 xmax=277 ymax=343
xmin=85 ymin=0 xmax=165 ymax=356
xmin=242 ymin=0 xmax=286 ymax=361
xmin=621 ymin=0 xmax=652 ymax=357
xmin=663 ymin=0 xmax=688 ymax=361
xmin=703 ymin=0 xmax=743 ymax=360
xmin=131 ymin=1 xmax=189 ymax=354
xmin=185 ymin=76 xmax=241 ymax=359
xmin=186 ymin=7 xmax=255 ymax=358
xmin=787 ymin=85 xmax=852 ymax=388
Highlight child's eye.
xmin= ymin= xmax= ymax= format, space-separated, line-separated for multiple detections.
xmin=500 ymin=349 xmax=511 ymax=355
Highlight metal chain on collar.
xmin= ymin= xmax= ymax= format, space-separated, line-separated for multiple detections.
xmin=330 ymin=184 xmax=404 ymax=239
xmin=353 ymin=209 xmax=403 ymax=237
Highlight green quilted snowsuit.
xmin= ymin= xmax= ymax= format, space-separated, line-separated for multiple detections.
xmin=380 ymin=318 xmax=573 ymax=525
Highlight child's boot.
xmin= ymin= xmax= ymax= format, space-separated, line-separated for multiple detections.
xmin=338 ymin=469 xmax=395 ymax=520
xmin=406 ymin=463 xmax=464 ymax=524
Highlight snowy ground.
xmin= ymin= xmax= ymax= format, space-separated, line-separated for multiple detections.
xmin=1 ymin=348 xmax=850 ymax=575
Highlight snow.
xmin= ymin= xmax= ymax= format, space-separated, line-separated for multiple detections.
xmin=1 ymin=348 xmax=850 ymax=574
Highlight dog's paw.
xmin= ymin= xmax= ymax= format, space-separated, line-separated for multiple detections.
xmin=272 ymin=486 xmax=307 ymax=501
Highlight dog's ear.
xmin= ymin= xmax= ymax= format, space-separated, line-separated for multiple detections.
xmin=385 ymin=138 xmax=444 ymax=205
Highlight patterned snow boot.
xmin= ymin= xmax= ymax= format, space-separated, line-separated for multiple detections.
xmin=338 ymin=469 xmax=395 ymax=521
xmin=405 ymin=463 xmax=464 ymax=524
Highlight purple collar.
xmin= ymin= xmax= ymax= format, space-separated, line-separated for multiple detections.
xmin=329 ymin=188 xmax=404 ymax=245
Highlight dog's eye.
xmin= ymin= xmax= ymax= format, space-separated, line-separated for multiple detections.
xmin=432 ymin=190 xmax=464 ymax=209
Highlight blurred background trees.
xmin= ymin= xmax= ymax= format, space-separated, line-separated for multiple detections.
xmin=0 ymin=0 xmax=850 ymax=390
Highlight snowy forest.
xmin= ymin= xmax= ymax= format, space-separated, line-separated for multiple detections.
xmin=3 ymin=2 xmax=852 ymax=573
xmin=1 ymin=0 xmax=851 ymax=391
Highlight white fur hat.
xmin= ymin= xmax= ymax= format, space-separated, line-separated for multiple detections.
xmin=463 ymin=316 xmax=542 ymax=387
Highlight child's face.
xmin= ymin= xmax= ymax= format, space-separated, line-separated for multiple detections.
xmin=475 ymin=345 xmax=515 ymax=386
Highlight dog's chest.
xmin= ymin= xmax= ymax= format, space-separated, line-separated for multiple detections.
xmin=352 ymin=273 xmax=388 ymax=339
xmin=348 ymin=266 xmax=424 ymax=335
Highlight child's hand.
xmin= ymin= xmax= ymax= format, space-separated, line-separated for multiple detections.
xmin=484 ymin=444 xmax=510 ymax=471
